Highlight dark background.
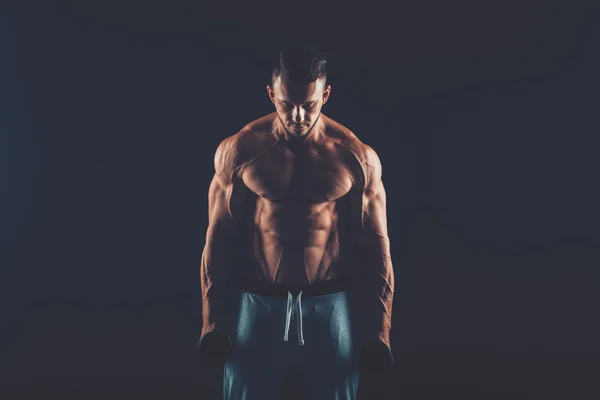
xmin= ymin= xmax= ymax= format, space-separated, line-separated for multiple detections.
xmin=2 ymin=1 xmax=599 ymax=398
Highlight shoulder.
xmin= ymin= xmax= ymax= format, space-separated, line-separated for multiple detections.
xmin=214 ymin=114 xmax=278 ymax=182
xmin=321 ymin=114 xmax=381 ymax=187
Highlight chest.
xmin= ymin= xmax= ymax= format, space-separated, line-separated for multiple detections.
xmin=241 ymin=143 xmax=354 ymax=203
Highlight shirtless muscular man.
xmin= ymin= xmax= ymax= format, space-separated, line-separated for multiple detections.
xmin=198 ymin=46 xmax=395 ymax=400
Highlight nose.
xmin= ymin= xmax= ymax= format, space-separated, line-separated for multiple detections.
xmin=291 ymin=106 xmax=305 ymax=122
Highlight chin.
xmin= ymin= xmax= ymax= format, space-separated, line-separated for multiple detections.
xmin=288 ymin=127 xmax=306 ymax=135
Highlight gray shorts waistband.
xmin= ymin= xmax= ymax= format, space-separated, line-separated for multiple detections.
xmin=239 ymin=277 xmax=348 ymax=298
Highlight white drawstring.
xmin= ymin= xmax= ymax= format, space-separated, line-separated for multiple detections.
xmin=283 ymin=290 xmax=305 ymax=345
xmin=283 ymin=291 xmax=293 ymax=342
xmin=296 ymin=291 xmax=304 ymax=345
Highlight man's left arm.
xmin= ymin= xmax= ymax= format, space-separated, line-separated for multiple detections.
xmin=357 ymin=145 xmax=395 ymax=367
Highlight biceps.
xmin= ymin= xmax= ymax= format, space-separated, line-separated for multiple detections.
xmin=207 ymin=173 xmax=234 ymax=231
xmin=363 ymin=180 xmax=388 ymax=238
xmin=207 ymin=172 xmax=246 ymax=234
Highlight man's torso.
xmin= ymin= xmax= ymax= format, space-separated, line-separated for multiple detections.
xmin=230 ymin=113 xmax=369 ymax=285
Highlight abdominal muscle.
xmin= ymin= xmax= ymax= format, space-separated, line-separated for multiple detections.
xmin=250 ymin=197 xmax=343 ymax=284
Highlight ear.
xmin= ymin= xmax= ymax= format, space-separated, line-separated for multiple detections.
xmin=266 ymin=85 xmax=275 ymax=104
xmin=322 ymin=84 xmax=332 ymax=105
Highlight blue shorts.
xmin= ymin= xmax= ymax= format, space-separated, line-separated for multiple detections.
xmin=223 ymin=282 xmax=361 ymax=400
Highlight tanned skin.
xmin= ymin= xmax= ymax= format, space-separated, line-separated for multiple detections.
xmin=200 ymin=76 xmax=394 ymax=354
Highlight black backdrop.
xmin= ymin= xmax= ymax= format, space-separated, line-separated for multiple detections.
xmin=2 ymin=1 xmax=599 ymax=398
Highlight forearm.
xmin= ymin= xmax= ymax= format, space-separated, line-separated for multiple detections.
xmin=199 ymin=239 xmax=236 ymax=368
xmin=200 ymin=229 xmax=235 ymax=340
xmin=361 ymin=235 xmax=395 ymax=350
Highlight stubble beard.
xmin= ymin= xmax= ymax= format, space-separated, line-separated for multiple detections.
xmin=279 ymin=114 xmax=321 ymax=138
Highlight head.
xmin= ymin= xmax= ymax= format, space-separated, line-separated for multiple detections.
xmin=267 ymin=46 xmax=332 ymax=137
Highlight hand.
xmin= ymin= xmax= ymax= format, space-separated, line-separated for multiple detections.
xmin=197 ymin=330 xmax=233 ymax=400
xmin=359 ymin=340 xmax=394 ymax=370
xmin=357 ymin=341 xmax=394 ymax=399
xmin=197 ymin=330 xmax=233 ymax=367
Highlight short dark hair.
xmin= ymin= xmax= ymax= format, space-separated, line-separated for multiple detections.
xmin=271 ymin=46 xmax=327 ymax=85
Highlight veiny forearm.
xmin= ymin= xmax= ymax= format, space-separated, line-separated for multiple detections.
xmin=200 ymin=225 xmax=235 ymax=339
xmin=361 ymin=234 xmax=395 ymax=350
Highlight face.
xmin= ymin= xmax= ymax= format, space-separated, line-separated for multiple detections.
xmin=267 ymin=77 xmax=331 ymax=137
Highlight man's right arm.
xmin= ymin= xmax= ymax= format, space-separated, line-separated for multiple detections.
xmin=198 ymin=137 xmax=245 ymax=359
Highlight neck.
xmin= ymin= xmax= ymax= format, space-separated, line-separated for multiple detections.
xmin=273 ymin=114 xmax=324 ymax=144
